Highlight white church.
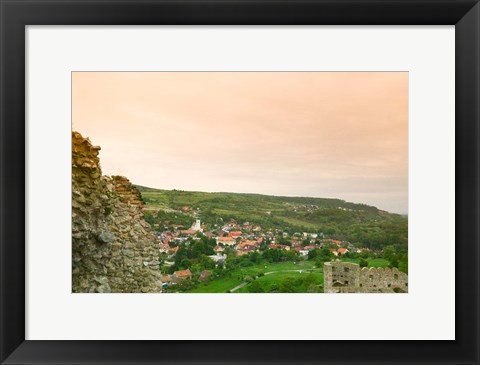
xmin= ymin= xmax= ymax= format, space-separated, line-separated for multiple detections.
xmin=190 ymin=218 xmax=202 ymax=232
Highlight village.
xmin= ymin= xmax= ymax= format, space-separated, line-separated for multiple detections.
xmin=152 ymin=209 xmax=376 ymax=291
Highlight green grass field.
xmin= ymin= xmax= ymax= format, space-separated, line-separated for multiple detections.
xmin=185 ymin=261 xmax=317 ymax=293
xmin=237 ymin=271 xmax=324 ymax=293
xmin=340 ymin=257 xmax=390 ymax=268
xmin=182 ymin=258 xmax=393 ymax=293
xmin=366 ymin=258 xmax=390 ymax=267
xmin=187 ymin=277 xmax=243 ymax=293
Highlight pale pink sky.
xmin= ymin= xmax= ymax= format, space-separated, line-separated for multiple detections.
xmin=72 ymin=72 xmax=408 ymax=214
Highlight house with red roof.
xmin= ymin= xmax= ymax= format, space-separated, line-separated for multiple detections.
xmin=330 ymin=249 xmax=339 ymax=257
xmin=322 ymin=239 xmax=343 ymax=246
xmin=181 ymin=229 xmax=197 ymax=236
xmin=228 ymin=231 xmax=243 ymax=239
xmin=268 ymin=243 xmax=290 ymax=250
xmin=161 ymin=275 xmax=172 ymax=283
xmin=291 ymin=240 xmax=302 ymax=248
xmin=337 ymin=247 xmax=349 ymax=255
xmin=159 ymin=243 xmax=170 ymax=253
xmin=168 ymin=246 xmax=179 ymax=254
xmin=213 ymin=245 xmax=224 ymax=253
xmin=172 ymin=269 xmax=192 ymax=281
xmin=216 ymin=236 xmax=236 ymax=246
xmin=236 ymin=240 xmax=258 ymax=252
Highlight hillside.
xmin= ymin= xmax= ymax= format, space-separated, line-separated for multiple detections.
xmin=136 ymin=186 xmax=408 ymax=250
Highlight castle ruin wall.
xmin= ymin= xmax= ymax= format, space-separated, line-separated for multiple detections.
xmin=324 ymin=261 xmax=408 ymax=293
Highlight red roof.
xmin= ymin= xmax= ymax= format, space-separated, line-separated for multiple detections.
xmin=337 ymin=248 xmax=348 ymax=253
xmin=181 ymin=230 xmax=197 ymax=235
xmin=268 ymin=243 xmax=289 ymax=249
xmin=174 ymin=269 xmax=192 ymax=278
xmin=236 ymin=241 xmax=258 ymax=250
xmin=229 ymin=231 xmax=242 ymax=237
xmin=161 ymin=275 xmax=171 ymax=282
xmin=217 ymin=237 xmax=235 ymax=242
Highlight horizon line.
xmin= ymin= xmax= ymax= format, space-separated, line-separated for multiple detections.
xmin=133 ymin=182 xmax=407 ymax=216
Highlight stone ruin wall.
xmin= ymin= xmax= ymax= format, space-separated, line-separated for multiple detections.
xmin=323 ymin=262 xmax=360 ymax=292
xmin=359 ymin=266 xmax=408 ymax=293
xmin=72 ymin=131 xmax=163 ymax=293
xmin=324 ymin=261 xmax=408 ymax=293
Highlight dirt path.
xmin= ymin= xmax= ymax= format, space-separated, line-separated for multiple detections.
xmin=230 ymin=282 xmax=249 ymax=292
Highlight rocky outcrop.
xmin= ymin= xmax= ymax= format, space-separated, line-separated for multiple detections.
xmin=72 ymin=131 xmax=162 ymax=293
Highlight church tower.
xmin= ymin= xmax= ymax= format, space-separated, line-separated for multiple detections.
xmin=191 ymin=218 xmax=202 ymax=232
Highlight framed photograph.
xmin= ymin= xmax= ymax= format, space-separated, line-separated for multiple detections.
xmin=0 ymin=0 xmax=478 ymax=364
xmin=71 ymin=70 xmax=409 ymax=295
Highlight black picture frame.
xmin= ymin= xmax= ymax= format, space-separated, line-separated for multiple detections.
xmin=1 ymin=0 xmax=478 ymax=364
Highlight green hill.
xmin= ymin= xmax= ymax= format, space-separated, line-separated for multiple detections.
xmin=136 ymin=186 xmax=407 ymax=250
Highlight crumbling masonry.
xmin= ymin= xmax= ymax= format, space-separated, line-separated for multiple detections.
xmin=72 ymin=131 xmax=163 ymax=293
xmin=324 ymin=261 xmax=408 ymax=293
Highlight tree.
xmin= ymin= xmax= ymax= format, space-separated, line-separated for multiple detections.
xmin=308 ymin=249 xmax=319 ymax=260
xmin=359 ymin=258 xmax=368 ymax=268
xmin=317 ymin=247 xmax=334 ymax=263
xmin=302 ymin=274 xmax=317 ymax=288
xmin=180 ymin=258 xmax=192 ymax=270
xmin=263 ymin=248 xmax=281 ymax=262
xmin=278 ymin=237 xmax=291 ymax=246
xmin=248 ymin=281 xmax=264 ymax=293
xmin=390 ymin=257 xmax=399 ymax=268
xmin=250 ymin=251 xmax=261 ymax=263
xmin=382 ymin=245 xmax=396 ymax=261
xmin=279 ymin=277 xmax=296 ymax=293
xmin=197 ymin=255 xmax=215 ymax=270
xmin=175 ymin=247 xmax=188 ymax=263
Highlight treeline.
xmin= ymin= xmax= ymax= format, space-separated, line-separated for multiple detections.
xmin=137 ymin=187 xmax=380 ymax=213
